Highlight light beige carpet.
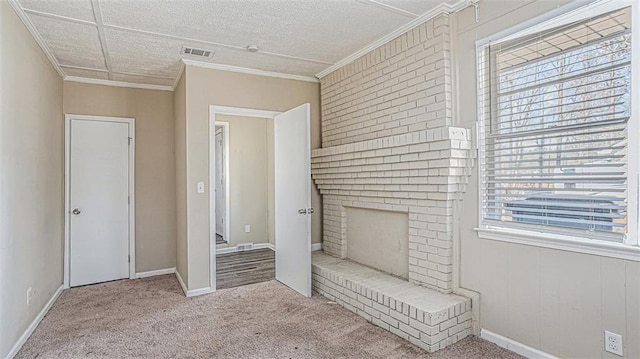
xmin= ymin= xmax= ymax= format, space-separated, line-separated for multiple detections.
xmin=17 ymin=275 xmax=521 ymax=358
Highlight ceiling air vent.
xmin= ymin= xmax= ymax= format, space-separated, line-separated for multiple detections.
xmin=181 ymin=46 xmax=213 ymax=58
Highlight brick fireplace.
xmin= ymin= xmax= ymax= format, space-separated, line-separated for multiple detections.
xmin=310 ymin=13 xmax=475 ymax=352
xmin=312 ymin=126 xmax=473 ymax=292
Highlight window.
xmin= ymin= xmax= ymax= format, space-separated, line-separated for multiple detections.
xmin=478 ymin=5 xmax=637 ymax=246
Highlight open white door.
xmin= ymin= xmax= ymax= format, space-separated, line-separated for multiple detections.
xmin=275 ymin=103 xmax=312 ymax=297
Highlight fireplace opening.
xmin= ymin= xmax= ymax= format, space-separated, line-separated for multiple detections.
xmin=345 ymin=207 xmax=409 ymax=280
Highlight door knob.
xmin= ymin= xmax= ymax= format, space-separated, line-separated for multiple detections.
xmin=72 ymin=208 xmax=81 ymax=215
xmin=298 ymin=208 xmax=307 ymax=214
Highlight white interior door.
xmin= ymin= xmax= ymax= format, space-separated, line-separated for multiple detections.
xmin=215 ymin=129 xmax=225 ymax=237
xmin=275 ymin=103 xmax=312 ymax=297
xmin=69 ymin=119 xmax=131 ymax=287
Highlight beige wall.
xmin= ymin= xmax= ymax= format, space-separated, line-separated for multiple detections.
xmin=452 ymin=1 xmax=640 ymax=358
xmin=216 ymin=114 xmax=274 ymax=247
xmin=346 ymin=208 xmax=408 ymax=279
xmin=0 ymin=2 xmax=64 ymax=357
xmin=63 ymin=82 xmax=176 ymax=273
xmin=267 ymin=122 xmax=275 ymax=245
xmin=184 ymin=66 xmax=321 ymax=289
xmin=174 ymin=73 xmax=188 ymax=285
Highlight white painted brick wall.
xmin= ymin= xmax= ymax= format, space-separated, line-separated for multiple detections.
xmin=312 ymin=13 xmax=473 ymax=294
xmin=321 ymin=14 xmax=452 ymax=148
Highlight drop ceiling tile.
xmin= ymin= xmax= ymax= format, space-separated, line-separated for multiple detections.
xmin=111 ymin=73 xmax=174 ymax=86
xmin=62 ymin=67 xmax=109 ymax=79
xmin=99 ymin=0 xmax=410 ymax=63
xmin=374 ymin=0 xmax=454 ymax=16
xmin=28 ymin=14 xmax=106 ymax=70
xmin=18 ymin=0 xmax=95 ymax=22
xmin=199 ymin=47 xmax=328 ymax=77
xmin=105 ymin=27 xmax=324 ymax=78
xmin=104 ymin=28 xmax=187 ymax=77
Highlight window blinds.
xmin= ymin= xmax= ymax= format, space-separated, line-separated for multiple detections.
xmin=478 ymin=7 xmax=632 ymax=241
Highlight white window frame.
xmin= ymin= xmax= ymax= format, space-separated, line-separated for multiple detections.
xmin=474 ymin=0 xmax=640 ymax=261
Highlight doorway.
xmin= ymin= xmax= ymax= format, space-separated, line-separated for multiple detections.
xmin=213 ymin=114 xmax=275 ymax=290
xmin=209 ymin=105 xmax=312 ymax=296
xmin=64 ymin=115 xmax=135 ymax=288
xmin=214 ymin=123 xmax=229 ymax=245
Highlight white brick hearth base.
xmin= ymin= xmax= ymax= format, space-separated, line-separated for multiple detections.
xmin=312 ymin=253 xmax=472 ymax=353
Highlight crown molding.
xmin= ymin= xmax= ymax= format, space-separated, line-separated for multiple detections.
xmin=315 ymin=0 xmax=467 ymax=78
xmin=7 ymin=0 xmax=66 ymax=78
xmin=64 ymin=76 xmax=173 ymax=91
xmin=182 ymin=59 xmax=320 ymax=83
xmin=172 ymin=62 xmax=186 ymax=90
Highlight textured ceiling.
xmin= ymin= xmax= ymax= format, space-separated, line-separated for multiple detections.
xmin=14 ymin=0 xmax=460 ymax=88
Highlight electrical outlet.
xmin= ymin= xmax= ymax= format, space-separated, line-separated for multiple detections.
xmin=245 ymin=225 xmax=251 ymax=233
xmin=26 ymin=287 xmax=33 ymax=306
xmin=605 ymin=331 xmax=623 ymax=356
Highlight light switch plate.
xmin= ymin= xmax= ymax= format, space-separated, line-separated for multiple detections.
xmin=197 ymin=181 xmax=205 ymax=194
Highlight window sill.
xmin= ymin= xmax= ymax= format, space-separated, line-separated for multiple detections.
xmin=475 ymin=227 xmax=640 ymax=261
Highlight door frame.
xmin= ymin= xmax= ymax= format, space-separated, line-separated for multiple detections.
xmin=63 ymin=114 xmax=136 ymax=288
xmin=209 ymin=105 xmax=280 ymax=291
xmin=214 ymin=122 xmax=230 ymax=243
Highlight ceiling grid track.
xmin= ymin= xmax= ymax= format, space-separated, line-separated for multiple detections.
xmin=102 ymin=23 xmax=334 ymax=66
xmin=23 ymin=8 xmax=97 ymax=26
xmin=60 ymin=64 xmax=108 ymax=73
xmin=114 ymin=70 xmax=175 ymax=80
xmin=90 ymin=0 xmax=113 ymax=80
xmin=355 ymin=0 xmax=419 ymax=18
xmin=11 ymin=0 xmax=470 ymax=89
xmin=64 ymin=76 xmax=174 ymax=91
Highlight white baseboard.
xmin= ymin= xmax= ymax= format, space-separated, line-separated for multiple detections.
xmin=217 ymin=242 xmax=322 ymax=254
xmin=5 ymin=285 xmax=64 ymax=359
xmin=186 ymin=287 xmax=216 ymax=297
xmin=480 ymin=329 xmax=558 ymax=359
xmin=174 ymin=271 xmax=216 ymax=297
xmin=135 ymin=267 xmax=175 ymax=278
xmin=175 ymin=270 xmax=188 ymax=296
xmin=217 ymin=242 xmax=274 ymax=255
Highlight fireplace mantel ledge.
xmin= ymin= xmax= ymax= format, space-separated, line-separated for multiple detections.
xmin=312 ymin=127 xmax=470 ymax=158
